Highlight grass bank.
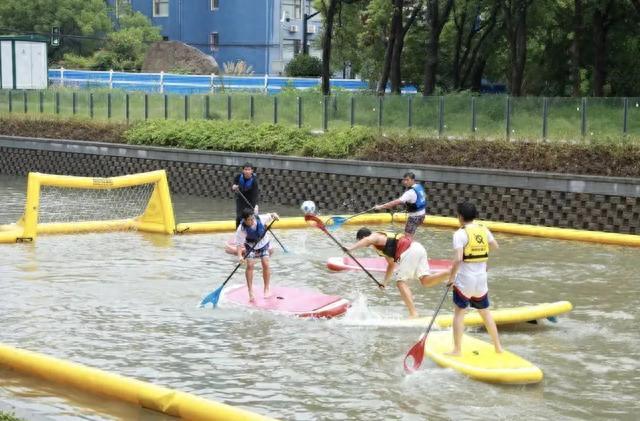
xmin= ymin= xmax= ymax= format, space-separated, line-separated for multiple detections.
xmin=1 ymin=115 xmax=639 ymax=177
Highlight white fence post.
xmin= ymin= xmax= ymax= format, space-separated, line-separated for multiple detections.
xmin=160 ymin=71 xmax=164 ymax=94
xmin=60 ymin=67 xmax=65 ymax=87
xmin=264 ymin=74 xmax=269 ymax=93
xmin=210 ymin=73 xmax=215 ymax=93
xmin=108 ymin=69 xmax=113 ymax=89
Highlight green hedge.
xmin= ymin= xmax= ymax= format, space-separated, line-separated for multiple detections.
xmin=124 ymin=119 xmax=378 ymax=158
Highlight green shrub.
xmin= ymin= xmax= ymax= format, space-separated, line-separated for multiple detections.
xmin=123 ymin=120 xmax=377 ymax=158
xmin=284 ymin=55 xmax=322 ymax=77
xmin=0 ymin=411 xmax=23 ymax=421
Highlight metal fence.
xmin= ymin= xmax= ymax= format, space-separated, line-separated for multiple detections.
xmin=1 ymin=81 xmax=639 ymax=141
xmin=47 ymin=68 xmax=418 ymax=95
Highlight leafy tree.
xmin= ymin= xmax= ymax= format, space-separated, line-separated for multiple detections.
xmin=0 ymin=0 xmax=111 ymax=60
xmin=62 ymin=2 xmax=161 ymax=71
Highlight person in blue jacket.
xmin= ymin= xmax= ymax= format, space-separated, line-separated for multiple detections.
xmin=374 ymin=172 xmax=427 ymax=237
xmin=232 ymin=162 xmax=259 ymax=228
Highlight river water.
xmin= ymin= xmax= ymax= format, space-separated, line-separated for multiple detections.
xmin=0 ymin=174 xmax=638 ymax=420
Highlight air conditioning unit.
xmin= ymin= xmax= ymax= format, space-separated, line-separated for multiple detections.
xmin=288 ymin=25 xmax=298 ymax=32
xmin=308 ymin=25 xmax=318 ymax=34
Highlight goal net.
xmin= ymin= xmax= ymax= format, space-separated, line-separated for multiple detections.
xmin=0 ymin=170 xmax=176 ymax=243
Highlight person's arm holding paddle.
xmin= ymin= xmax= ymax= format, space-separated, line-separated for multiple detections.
xmin=235 ymin=221 xmax=247 ymax=264
xmin=345 ymin=231 xmax=395 ymax=287
xmin=373 ymin=198 xmax=403 ymax=211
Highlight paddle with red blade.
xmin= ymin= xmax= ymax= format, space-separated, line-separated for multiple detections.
xmin=304 ymin=214 xmax=385 ymax=290
xmin=403 ymin=284 xmax=452 ymax=373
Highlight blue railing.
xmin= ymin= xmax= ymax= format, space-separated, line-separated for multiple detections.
xmin=48 ymin=69 xmax=418 ymax=95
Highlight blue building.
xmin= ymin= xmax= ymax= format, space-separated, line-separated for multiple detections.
xmin=109 ymin=0 xmax=322 ymax=75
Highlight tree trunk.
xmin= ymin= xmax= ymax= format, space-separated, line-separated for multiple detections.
xmin=570 ymin=0 xmax=583 ymax=97
xmin=389 ymin=28 xmax=405 ymax=94
xmin=423 ymin=0 xmax=454 ymax=95
xmin=424 ymin=29 xmax=439 ymax=95
xmin=592 ymin=5 xmax=610 ymax=97
xmin=503 ymin=0 xmax=531 ymax=97
xmin=452 ymin=2 xmax=467 ymax=89
xmin=377 ymin=2 xmax=401 ymax=95
xmin=470 ymin=56 xmax=487 ymax=92
xmin=321 ymin=0 xmax=339 ymax=96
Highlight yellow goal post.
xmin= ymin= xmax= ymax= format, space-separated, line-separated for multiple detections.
xmin=0 ymin=170 xmax=176 ymax=243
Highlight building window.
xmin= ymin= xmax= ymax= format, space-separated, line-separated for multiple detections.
xmin=153 ymin=0 xmax=169 ymax=17
xmin=209 ymin=32 xmax=219 ymax=51
xmin=294 ymin=2 xmax=301 ymax=19
xmin=282 ymin=0 xmax=302 ymax=21
xmin=210 ymin=0 xmax=219 ymax=10
xmin=293 ymin=39 xmax=301 ymax=56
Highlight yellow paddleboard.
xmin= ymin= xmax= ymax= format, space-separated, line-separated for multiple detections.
xmin=424 ymin=331 xmax=543 ymax=384
xmin=435 ymin=300 xmax=573 ymax=328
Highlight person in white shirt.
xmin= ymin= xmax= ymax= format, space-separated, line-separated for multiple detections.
xmin=447 ymin=201 xmax=503 ymax=355
xmin=235 ymin=208 xmax=279 ymax=303
xmin=373 ymin=172 xmax=427 ymax=237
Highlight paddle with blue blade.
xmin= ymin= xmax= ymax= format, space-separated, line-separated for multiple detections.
xmin=236 ymin=190 xmax=289 ymax=253
xmin=325 ymin=206 xmax=377 ymax=231
xmin=403 ymin=284 xmax=452 ymax=374
xmin=200 ymin=219 xmax=277 ymax=308
xmin=304 ymin=214 xmax=384 ymax=290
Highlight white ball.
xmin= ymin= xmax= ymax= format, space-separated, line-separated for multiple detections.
xmin=300 ymin=200 xmax=317 ymax=215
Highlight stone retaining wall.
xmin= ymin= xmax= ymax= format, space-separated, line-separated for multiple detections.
xmin=0 ymin=136 xmax=638 ymax=234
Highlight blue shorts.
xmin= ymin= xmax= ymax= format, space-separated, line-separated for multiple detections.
xmin=245 ymin=243 xmax=270 ymax=259
xmin=453 ymin=287 xmax=490 ymax=310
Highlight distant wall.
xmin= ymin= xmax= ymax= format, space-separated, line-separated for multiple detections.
xmin=0 ymin=136 xmax=638 ymax=234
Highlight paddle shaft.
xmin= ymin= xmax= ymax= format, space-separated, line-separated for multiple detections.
xmin=421 ymin=284 xmax=452 ymax=340
xmin=235 ymin=190 xmax=288 ymax=253
xmin=343 ymin=206 xmax=377 ymax=222
xmin=217 ymin=219 xmax=277 ymax=293
xmin=306 ymin=215 xmax=384 ymax=289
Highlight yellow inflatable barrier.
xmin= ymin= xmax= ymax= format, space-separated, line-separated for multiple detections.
xmin=0 ymin=342 xmax=277 ymax=421
xmin=1 ymin=171 xmax=637 ymax=248
xmin=176 ymin=212 xmax=640 ymax=247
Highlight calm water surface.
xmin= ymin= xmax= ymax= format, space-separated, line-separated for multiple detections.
xmin=0 ymin=174 xmax=638 ymax=420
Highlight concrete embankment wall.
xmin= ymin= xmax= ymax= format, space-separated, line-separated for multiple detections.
xmin=1 ymin=136 xmax=638 ymax=234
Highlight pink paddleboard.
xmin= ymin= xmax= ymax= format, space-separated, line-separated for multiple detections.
xmin=224 ymin=285 xmax=350 ymax=319
xmin=326 ymin=256 xmax=453 ymax=273
xmin=224 ymin=236 xmax=274 ymax=255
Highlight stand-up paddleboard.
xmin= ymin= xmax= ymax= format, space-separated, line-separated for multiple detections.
xmin=224 ymin=285 xmax=350 ymax=319
xmin=340 ymin=301 xmax=573 ymax=328
xmin=435 ymin=301 xmax=573 ymax=328
xmin=423 ymin=331 xmax=543 ymax=384
xmin=327 ymin=256 xmax=453 ymax=273
xmin=224 ymin=236 xmax=274 ymax=255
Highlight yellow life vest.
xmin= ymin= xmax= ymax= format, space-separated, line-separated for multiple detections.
xmin=463 ymin=224 xmax=489 ymax=262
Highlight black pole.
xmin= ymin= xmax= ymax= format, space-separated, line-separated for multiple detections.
xmin=302 ymin=10 xmax=321 ymax=55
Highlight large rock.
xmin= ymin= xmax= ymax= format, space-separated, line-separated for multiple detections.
xmin=142 ymin=41 xmax=219 ymax=74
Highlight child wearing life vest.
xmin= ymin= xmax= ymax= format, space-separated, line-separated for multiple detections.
xmin=232 ymin=162 xmax=259 ymax=228
xmin=234 ymin=208 xmax=279 ymax=303
xmin=346 ymin=228 xmax=451 ymax=318
xmin=372 ymin=172 xmax=427 ymax=237
xmin=447 ymin=201 xmax=503 ymax=355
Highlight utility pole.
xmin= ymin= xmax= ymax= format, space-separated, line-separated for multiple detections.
xmin=302 ymin=4 xmax=320 ymax=55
